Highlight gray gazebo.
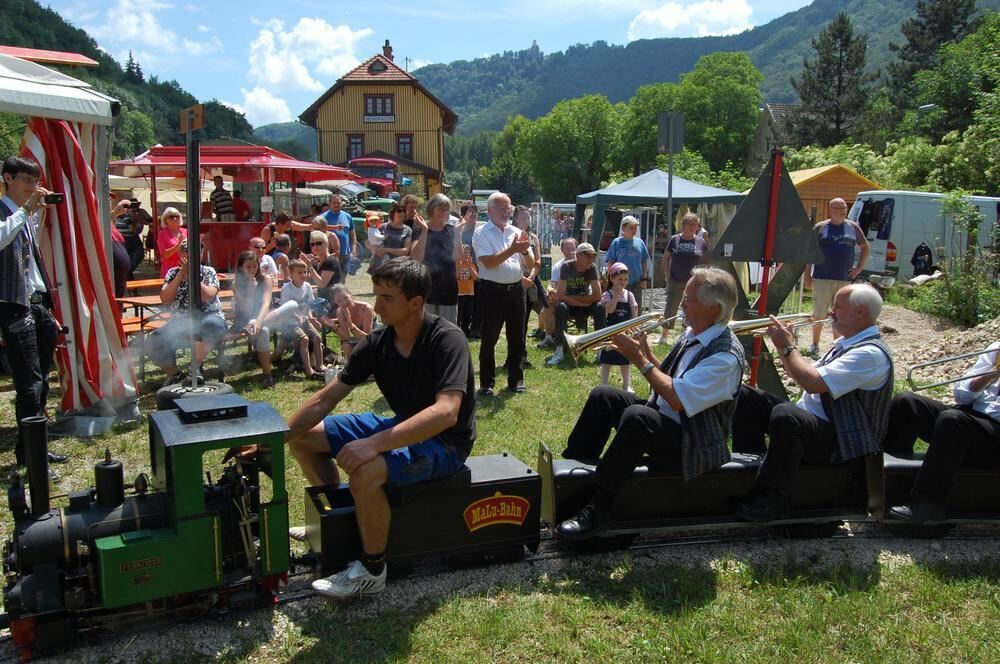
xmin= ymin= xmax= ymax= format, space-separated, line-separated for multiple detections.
xmin=574 ymin=169 xmax=744 ymax=248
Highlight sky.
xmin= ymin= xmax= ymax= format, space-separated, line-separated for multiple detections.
xmin=47 ymin=0 xmax=814 ymax=128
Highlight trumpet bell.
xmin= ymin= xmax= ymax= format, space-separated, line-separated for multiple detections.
xmin=565 ymin=313 xmax=679 ymax=360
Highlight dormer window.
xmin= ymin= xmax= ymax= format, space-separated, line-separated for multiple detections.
xmin=369 ymin=61 xmax=387 ymax=74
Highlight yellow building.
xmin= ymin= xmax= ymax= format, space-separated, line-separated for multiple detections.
xmin=299 ymin=40 xmax=458 ymax=198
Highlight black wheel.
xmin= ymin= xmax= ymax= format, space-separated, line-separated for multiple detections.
xmin=884 ymin=522 xmax=955 ymax=539
xmin=155 ymin=380 xmax=234 ymax=410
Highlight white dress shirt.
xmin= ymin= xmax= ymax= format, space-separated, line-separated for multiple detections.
xmin=797 ymin=324 xmax=891 ymax=421
xmin=473 ymin=219 xmax=527 ymax=284
xmin=0 ymin=195 xmax=47 ymax=296
xmin=953 ymin=340 xmax=1000 ymax=422
xmin=656 ymin=323 xmax=743 ymax=423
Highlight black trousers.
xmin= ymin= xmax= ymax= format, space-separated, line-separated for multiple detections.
xmin=457 ymin=293 xmax=476 ymax=336
xmin=478 ymin=280 xmax=525 ymax=390
xmin=732 ymin=385 xmax=839 ymax=493
xmin=562 ymin=385 xmax=682 ymax=498
xmin=0 ymin=302 xmax=58 ymax=459
xmin=554 ymin=301 xmax=606 ymax=345
xmin=884 ymin=391 xmax=1000 ymax=504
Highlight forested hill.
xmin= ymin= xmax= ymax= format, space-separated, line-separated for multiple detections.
xmin=416 ymin=0 xmax=1000 ymax=134
xmin=0 ymin=0 xmax=256 ymax=158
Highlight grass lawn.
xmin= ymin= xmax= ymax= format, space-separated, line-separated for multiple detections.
xmin=0 ymin=270 xmax=997 ymax=662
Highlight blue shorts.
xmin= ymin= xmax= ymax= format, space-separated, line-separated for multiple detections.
xmin=323 ymin=412 xmax=465 ymax=486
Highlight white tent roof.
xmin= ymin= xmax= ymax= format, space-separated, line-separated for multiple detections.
xmin=0 ymin=53 xmax=117 ymax=125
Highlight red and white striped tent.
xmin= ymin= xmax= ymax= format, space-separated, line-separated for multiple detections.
xmin=0 ymin=52 xmax=135 ymax=429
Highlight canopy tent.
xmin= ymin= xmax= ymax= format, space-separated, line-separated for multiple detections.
xmin=110 ymin=145 xmax=357 ymax=220
xmin=575 ymin=169 xmax=744 ymax=247
xmin=0 ymin=52 xmax=134 ymax=433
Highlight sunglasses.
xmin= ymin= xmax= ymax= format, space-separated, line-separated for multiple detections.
xmin=252 ymin=245 xmax=266 ymax=249
xmin=310 ymin=241 xmax=326 ymax=246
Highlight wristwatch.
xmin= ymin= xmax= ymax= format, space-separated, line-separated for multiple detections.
xmin=639 ymin=361 xmax=656 ymax=376
xmin=781 ymin=345 xmax=796 ymax=358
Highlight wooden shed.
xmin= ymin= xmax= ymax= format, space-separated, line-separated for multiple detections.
xmin=789 ymin=164 xmax=881 ymax=223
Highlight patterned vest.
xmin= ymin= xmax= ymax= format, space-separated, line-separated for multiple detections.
xmin=818 ymin=336 xmax=894 ymax=463
xmin=0 ymin=199 xmax=35 ymax=307
xmin=649 ymin=328 xmax=747 ymax=481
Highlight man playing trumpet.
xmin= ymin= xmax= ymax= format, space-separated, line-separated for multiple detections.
xmin=733 ymin=283 xmax=893 ymax=522
xmin=556 ymin=267 xmax=745 ymax=539
xmin=884 ymin=342 xmax=1000 ymax=524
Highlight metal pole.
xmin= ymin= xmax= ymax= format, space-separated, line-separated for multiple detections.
xmin=185 ymin=125 xmax=202 ymax=386
xmin=749 ymin=149 xmax=784 ymax=386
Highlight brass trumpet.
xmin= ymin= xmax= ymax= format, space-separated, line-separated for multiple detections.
xmin=728 ymin=313 xmax=814 ymax=336
xmin=906 ymin=347 xmax=1000 ymax=391
xmin=566 ymin=313 xmax=681 ymax=359
xmin=746 ymin=316 xmax=833 ymax=337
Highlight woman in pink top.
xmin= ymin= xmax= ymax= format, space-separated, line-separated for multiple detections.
xmin=156 ymin=207 xmax=188 ymax=277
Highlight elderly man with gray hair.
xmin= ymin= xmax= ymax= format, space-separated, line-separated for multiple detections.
xmin=733 ymin=283 xmax=892 ymax=522
xmin=557 ymin=266 xmax=746 ymax=539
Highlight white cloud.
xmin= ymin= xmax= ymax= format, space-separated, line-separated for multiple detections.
xmin=627 ymin=0 xmax=754 ymax=41
xmin=197 ymin=25 xmax=211 ymax=33
xmin=82 ymin=0 xmax=220 ymax=68
xmin=246 ymin=18 xmax=374 ymax=93
xmin=405 ymin=58 xmax=434 ymax=72
xmin=223 ymin=87 xmax=293 ymax=127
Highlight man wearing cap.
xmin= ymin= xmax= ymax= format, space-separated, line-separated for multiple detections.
xmin=605 ymin=215 xmax=650 ymax=305
xmin=210 ymin=176 xmax=234 ymax=218
xmin=547 ymin=241 xmax=605 ymax=366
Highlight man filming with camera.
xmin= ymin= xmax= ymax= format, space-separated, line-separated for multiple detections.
xmin=0 ymin=156 xmax=69 ymax=472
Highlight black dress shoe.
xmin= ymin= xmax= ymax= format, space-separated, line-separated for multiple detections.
xmin=734 ymin=490 xmax=791 ymax=523
xmin=889 ymin=503 xmax=948 ymax=525
xmin=507 ymin=380 xmax=526 ymax=394
xmin=556 ymin=504 xmax=610 ymax=540
xmin=47 ymin=451 xmax=68 ymax=464
xmin=477 ymin=387 xmax=496 ymax=398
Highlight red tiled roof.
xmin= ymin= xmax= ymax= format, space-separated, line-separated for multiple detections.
xmin=339 ymin=54 xmax=414 ymax=83
xmin=299 ymin=51 xmax=458 ymax=134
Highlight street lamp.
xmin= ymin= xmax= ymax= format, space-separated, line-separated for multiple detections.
xmin=916 ymin=103 xmax=937 ymax=135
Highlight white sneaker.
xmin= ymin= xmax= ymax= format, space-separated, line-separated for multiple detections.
xmin=312 ymin=560 xmax=386 ymax=599
xmin=546 ymin=346 xmax=565 ymax=366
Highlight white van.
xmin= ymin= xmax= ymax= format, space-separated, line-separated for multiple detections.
xmin=848 ymin=190 xmax=999 ymax=279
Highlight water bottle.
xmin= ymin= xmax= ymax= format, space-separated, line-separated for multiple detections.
xmin=324 ymin=365 xmax=340 ymax=384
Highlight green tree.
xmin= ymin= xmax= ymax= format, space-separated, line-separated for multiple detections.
xmin=612 ymin=83 xmax=679 ymax=174
xmin=480 ymin=116 xmax=537 ymax=203
xmin=889 ymin=0 xmax=977 ymax=98
xmin=523 ymin=95 xmax=620 ymax=201
xmin=113 ymin=109 xmax=155 ymax=159
xmin=790 ymin=12 xmax=877 ymax=146
xmin=0 ymin=113 xmax=26 ymax=158
xmin=445 ymin=132 xmax=496 ymax=198
xmin=676 ymin=52 xmax=763 ymax=171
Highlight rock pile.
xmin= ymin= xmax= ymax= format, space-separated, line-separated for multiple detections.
xmin=894 ymin=317 xmax=999 ymax=388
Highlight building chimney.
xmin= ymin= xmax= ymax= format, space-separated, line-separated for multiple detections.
xmin=383 ymin=39 xmax=393 ymax=62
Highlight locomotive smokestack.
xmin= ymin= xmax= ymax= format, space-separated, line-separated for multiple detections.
xmin=21 ymin=416 xmax=50 ymax=517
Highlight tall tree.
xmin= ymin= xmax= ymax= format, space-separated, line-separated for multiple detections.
xmin=790 ymin=12 xmax=877 ymax=146
xmin=523 ymin=95 xmax=620 ymax=201
xmin=481 ymin=116 xmax=537 ymax=203
xmin=889 ymin=0 xmax=977 ymax=96
xmin=677 ymin=52 xmax=763 ymax=171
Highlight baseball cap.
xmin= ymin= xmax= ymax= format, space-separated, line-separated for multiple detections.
xmin=609 ymin=262 xmax=629 ymax=276
xmin=621 ymin=216 xmax=639 ymax=227
xmin=576 ymin=242 xmax=597 ymax=255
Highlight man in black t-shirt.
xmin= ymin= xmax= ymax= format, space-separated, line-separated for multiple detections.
xmin=285 ymin=257 xmax=476 ymax=599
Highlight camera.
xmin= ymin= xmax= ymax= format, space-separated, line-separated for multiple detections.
xmin=43 ymin=193 xmax=65 ymax=205
xmin=129 ymin=200 xmax=141 ymax=209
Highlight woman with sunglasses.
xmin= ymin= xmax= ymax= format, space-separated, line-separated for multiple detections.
xmin=156 ymin=207 xmax=188 ymax=278
xmin=303 ymin=229 xmax=342 ymax=307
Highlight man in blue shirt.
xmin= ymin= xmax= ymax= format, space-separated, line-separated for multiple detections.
xmin=322 ymin=194 xmax=357 ymax=284
xmin=605 ymin=216 xmax=650 ymax=306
